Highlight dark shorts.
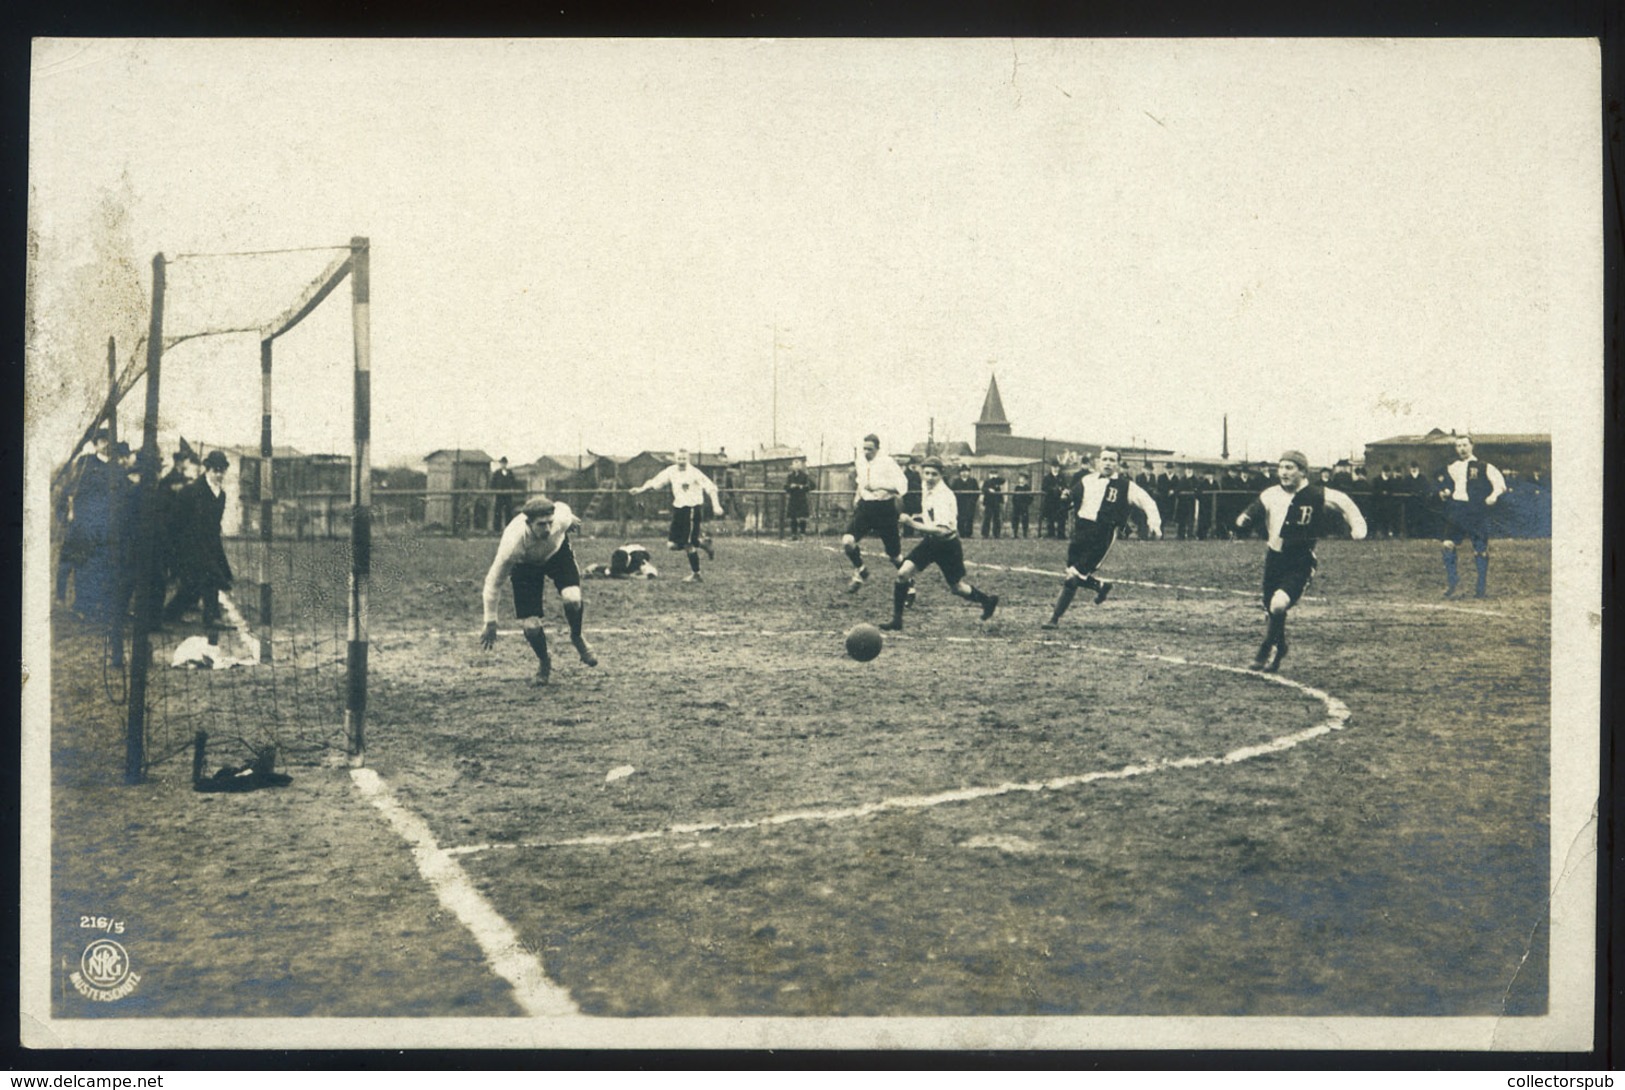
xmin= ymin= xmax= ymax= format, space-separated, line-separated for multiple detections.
xmin=1066 ymin=519 xmax=1117 ymax=576
xmin=669 ymin=505 xmax=706 ymax=548
xmin=1262 ymin=546 xmax=1317 ymax=609
xmin=845 ymin=498 xmax=901 ymax=557
xmin=510 ymin=540 xmax=581 ymax=618
xmin=1442 ymin=501 xmax=1491 ymax=551
xmin=904 ymin=533 xmax=967 ymax=586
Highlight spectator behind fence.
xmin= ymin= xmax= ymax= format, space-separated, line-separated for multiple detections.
xmin=490 ymin=456 xmax=522 ymax=531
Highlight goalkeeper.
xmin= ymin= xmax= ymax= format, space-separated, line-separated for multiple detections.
xmin=584 ymin=543 xmax=660 ymax=580
xmin=479 ymin=497 xmax=598 ymax=685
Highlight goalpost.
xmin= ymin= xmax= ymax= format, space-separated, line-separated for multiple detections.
xmin=120 ymin=237 xmax=373 ymax=784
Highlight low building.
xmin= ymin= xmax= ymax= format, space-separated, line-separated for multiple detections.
xmin=422 ymin=448 xmax=492 ymax=530
xmin=1364 ymin=429 xmax=1551 ymax=478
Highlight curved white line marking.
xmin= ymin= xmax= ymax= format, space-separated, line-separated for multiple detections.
xmin=443 ymin=645 xmax=1349 ymax=858
xmin=350 ymin=767 xmax=580 ymax=1017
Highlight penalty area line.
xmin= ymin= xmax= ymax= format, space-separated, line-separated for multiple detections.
xmin=444 ymin=646 xmax=1350 ymax=858
xmin=350 ymin=767 xmax=579 ymax=1017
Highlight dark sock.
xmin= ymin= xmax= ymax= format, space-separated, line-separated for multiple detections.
xmin=966 ymin=586 xmax=990 ymax=605
xmin=524 ymin=627 xmax=550 ymax=663
xmin=564 ymin=601 xmax=584 ymax=640
xmin=891 ymin=580 xmax=909 ymax=623
xmin=1442 ymin=549 xmax=1458 ymax=586
xmin=844 ymin=543 xmax=862 ymax=567
xmin=1080 ymin=574 xmax=1101 ymax=591
xmin=1474 ymin=552 xmax=1488 ymax=590
xmin=1050 ymin=582 xmax=1078 ymax=622
xmin=688 ymin=550 xmax=701 ymax=573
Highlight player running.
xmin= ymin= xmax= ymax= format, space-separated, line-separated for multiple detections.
xmin=479 ymin=497 xmax=598 ymax=686
xmin=878 ymin=456 xmax=998 ymax=632
xmin=1234 ymin=451 xmax=1367 ymax=672
xmin=629 ymin=449 xmax=724 ymax=582
xmin=841 ymin=433 xmax=909 ymax=594
xmin=1436 ymin=434 xmax=1507 ymax=598
xmin=1042 ymin=448 xmax=1162 ymax=629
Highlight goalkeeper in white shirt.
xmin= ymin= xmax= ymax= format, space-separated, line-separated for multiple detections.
xmin=479 ymin=497 xmax=598 ymax=686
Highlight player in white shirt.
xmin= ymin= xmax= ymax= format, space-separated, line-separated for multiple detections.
xmin=1042 ymin=449 xmax=1162 ymax=629
xmin=1234 ymin=450 xmax=1367 ymax=672
xmin=1435 ymin=434 xmax=1507 ymax=598
xmin=842 ymin=433 xmax=910 ymax=594
xmin=629 ymin=449 xmax=724 ymax=582
xmin=878 ymin=456 xmax=999 ymax=631
xmin=479 ymin=497 xmax=598 ymax=685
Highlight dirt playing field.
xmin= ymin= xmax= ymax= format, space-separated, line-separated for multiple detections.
xmin=45 ymin=527 xmax=1553 ymax=1022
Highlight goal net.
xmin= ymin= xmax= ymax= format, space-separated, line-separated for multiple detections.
xmin=56 ymin=239 xmax=376 ymax=782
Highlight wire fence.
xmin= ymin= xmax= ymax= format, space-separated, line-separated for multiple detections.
xmin=260 ymin=486 xmax=1552 ymax=542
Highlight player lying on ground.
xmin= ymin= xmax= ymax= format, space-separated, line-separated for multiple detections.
xmin=1436 ymin=433 xmax=1506 ymax=599
xmin=583 ymin=543 xmax=659 ymax=579
xmin=1234 ymin=450 xmax=1367 ymax=672
xmin=629 ymin=449 xmax=721 ymax=582
xmin=879 ymin=456 xmax=998 ymax=632
xmin=1043 ymin=448 xmax=1162 ymax=630
xmin=480 ymin=497 xmax=598 ymax=686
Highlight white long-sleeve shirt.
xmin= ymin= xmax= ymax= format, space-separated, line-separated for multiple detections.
xmin=916 ymin=479 xmax=960 ymax=535
xmin=636 ymin=463 xmax=721 ymax=510
xmin=1244 ymin=484 xmax=1367 ymax=552
xmin=481 ymin=501 xmax=579 ymax=623
xmin=852 ymin=452 xmax=908 ymax=502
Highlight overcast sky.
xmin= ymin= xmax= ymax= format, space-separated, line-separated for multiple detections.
xmin=27 ymin=37 xmax=1598 ymax=469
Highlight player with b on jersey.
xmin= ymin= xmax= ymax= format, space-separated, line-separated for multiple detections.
xmin=1234 ymin=450 xmax=1367 ymax=672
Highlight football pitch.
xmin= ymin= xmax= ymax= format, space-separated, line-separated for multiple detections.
xmin=47 ymin=530 xmax=1552 ymax=1023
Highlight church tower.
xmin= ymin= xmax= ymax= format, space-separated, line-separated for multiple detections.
xmin=974 ymin=374 xmax=1012 ymax=452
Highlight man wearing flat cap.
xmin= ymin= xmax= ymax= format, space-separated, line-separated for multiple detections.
xmin=479 ymin=495 xmax=598 ymax=685
xmin=1234 ymin=450 xmax=1367 ymax=672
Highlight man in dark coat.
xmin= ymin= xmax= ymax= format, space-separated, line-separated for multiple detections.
xmin=782 ymin=458 xmax=813 ymax=540
xmin=1040 ymin=461 xmax=1066 ymax=538
xmin=980 ymin=470 xmax=1007 ymax=539
xmin=949 ymin=465 xmax=980 ymax=538
xmin=490 ymin=456 xmax=522 ymax=531
xmin=164 ymin=450 xmax=234 ymax=628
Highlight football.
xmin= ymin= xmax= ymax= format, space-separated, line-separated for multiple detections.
xmin=844 ymin=623 xmax=884 ymax=662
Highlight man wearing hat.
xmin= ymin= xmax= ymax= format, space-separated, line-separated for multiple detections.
xmin=164 ymin=449 xmax=235 ymax=629
xmin=60 ymin=428 xmax=119 ymax=619
xmin=1435 ymin=434 xmax=1506 ymax=598
xmin=877 ymin=456 xmax=999 ymax=632
xmin=1042 ymin=449 xmax=1162 ymax=630
xmin=489 ymin=456 xmax=522 ymax=532
xmin=479 ymin=496 xmax=598 ymax=685
xmin=1234 ymin=450 xmax=1367 ymax=672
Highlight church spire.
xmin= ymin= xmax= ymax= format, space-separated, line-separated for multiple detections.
xmin=977 ymin=375 xmax=1009 ymax=426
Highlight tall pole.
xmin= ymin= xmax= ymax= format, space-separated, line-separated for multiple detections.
xmin=258 ymin=338 xmax=275 ymax=662
xmin=771 ymin=325 xmax=778 ymax=449
xmin=346 ymin=237 xmax=372 ymax=766
xmin=1222 ymin=414 xmax=1230 ymax=460
xmin=125 ymin=255 xmax=166 ymax=785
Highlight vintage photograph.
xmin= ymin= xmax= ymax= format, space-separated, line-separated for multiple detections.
xmin=21 ymin=38 xmax=1601 ymax=1051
